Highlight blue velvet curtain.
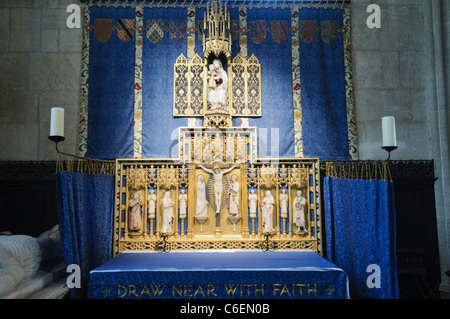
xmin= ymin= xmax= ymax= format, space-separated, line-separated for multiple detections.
xmin=56 ymin=171 xmax=115 ymax=298
xmin=323 ymin=177 xmax=399 ymax=299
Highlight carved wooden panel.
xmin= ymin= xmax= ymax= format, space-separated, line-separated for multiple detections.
xmin=230 ymin=54 xmax=246 ymax=116
xmin=246 ymin=54 xmax=262 ymax=116
xmin=173 ymin=54 xmax=205 ymax=117
xmin=230 ymin=54 xmax=262 ymax=117
xmin=189 ymin=55 xmax=205 ymax=116
xmin=173 ymin=54 xmax=190 ymax=116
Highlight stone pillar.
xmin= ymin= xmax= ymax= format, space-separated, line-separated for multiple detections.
xmin=423 ymin=0 xmax=450 ymax=294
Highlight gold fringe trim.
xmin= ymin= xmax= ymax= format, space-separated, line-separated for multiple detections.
xmin=325 ymin=161 xmax=393 ymax=181
xmin=56 ymin=151 xmax=116 ymax=175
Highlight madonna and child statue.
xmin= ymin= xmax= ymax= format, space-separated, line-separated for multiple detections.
xmin=206 ymin=58 xmax=228 ymax=111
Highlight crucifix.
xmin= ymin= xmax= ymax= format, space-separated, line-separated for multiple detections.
xmin=198 ymin=163 xmax=239 ymax=235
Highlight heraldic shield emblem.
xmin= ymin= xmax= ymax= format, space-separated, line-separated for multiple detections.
xmin=94 ymin=18 xmax=113 ymax=43
xmin=321 ymin=20 xmax=338 ymax=44
xmin=271 ymin=20 xmax=288 ymax=44
xmin=249 ymin=20 xmax=267 ymax=44
xmin=146 ymin=19 xmax=165 ymax=44
xmin=117 ymin=19 xmax=135 ymax=43
xmin=299 ymin=20 xmax=317 ymax=44
xmin=169 ymin=20 xmax=187 ymax=44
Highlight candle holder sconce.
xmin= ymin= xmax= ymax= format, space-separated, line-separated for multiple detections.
xmin=48 ymin=135 xmax=66 ymax=152
xmin=381 ymin=116 xmax=397 ymax=161
xmin=49 ymin=107 xmax=65 ymax=153
xmin=381 ymin=146 xmax=398 ymax=161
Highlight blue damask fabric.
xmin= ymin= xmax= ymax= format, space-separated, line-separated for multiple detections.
xmin=56 ymin=171 xmax=115 ymax=298
xmin=86 ymin=6 xmax=135 ymax=159
xmin=247 ymin=7 xmax=295 ymax=159
xmin=298 ymin=8 xmax=349 ymax=160
xmin=141 ymin=7 xmax=187 ymax=159
xmin=85 ymin=6 xmax=350 ymax=160
xmin=323 ymin=177 xmax=399 ymax=299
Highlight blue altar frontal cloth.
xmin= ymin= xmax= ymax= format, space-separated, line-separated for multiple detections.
xmin=89 ymin=250 xmax=349 ymax=299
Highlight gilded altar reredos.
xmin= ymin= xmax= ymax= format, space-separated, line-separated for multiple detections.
xmin=112 ymin=0 xmax=322 ymax=256
xmin=112 ymin=146 xmax=321 ymax=256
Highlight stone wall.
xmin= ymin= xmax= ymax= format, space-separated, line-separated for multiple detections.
xmin=351 ymin=0 xmax=430 ymax=160
xmin=0 ymin=0 xmax=81 ymax=160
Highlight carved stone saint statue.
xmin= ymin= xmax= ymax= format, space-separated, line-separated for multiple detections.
xmin=248 ymin=188 xmax=257 ymax=219
xmin=261 ymin=191 xmax=275 ymax=234
xmin=160 ymin=191 xmax=174 ymax=234
xmin=228 ymin=174 xmax=239 ymax=216
xmin=293 ymin=190 xmax=307 ymax=233
xmin=147 ymin=189 xmax=156 ymax=219
xmin=179 ymin=189 xmax=187 ymax=219
xmin=280 ymin=188 xmax=288 ymax=219
xmin=199 ymin=164 xmax=238 ymax=214
xmin=195 ymin=175 xmax=208 ymax=218
xmin=129 ymin=191 xmax=143 ymax=232
xmin=206 ymin=59 xmax=228 ymax=111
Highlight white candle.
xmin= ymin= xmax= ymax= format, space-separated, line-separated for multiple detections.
xmin=50 ymin=107 xmax=65 ymax=137
xmin=382 ymin=116 xmax=397 ymax=147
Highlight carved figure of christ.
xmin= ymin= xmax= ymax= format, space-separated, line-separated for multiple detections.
xmin=198 ymin=164 xmax=238 ymax=214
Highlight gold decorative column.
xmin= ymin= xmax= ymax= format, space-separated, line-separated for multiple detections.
xmin=240 ymin=163 xmax=249 ymax=238
xmin=187 ymin=164 xmax=195 ymax=239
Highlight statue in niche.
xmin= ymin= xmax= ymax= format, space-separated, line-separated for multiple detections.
xmin=147 ymin=189 xmax=156 ymax=219
xmin=128 ymin=191 xmax=143 ymax=232
xmin=199 ymin=164 xmax=238 ymax=214
xmin=179 ymin=188 xmax=187 ymax=219
xmin=227 ymin=174 xmax=239 ymax=216
xmin=261 ymin=191 xmax=275 ymax=234
xmin=160 ymin=191 xmax=174 ymax=234
xmin=293 ymin=190 xmax=307 ymax=233
xmin=248 ymin=188 xmax=258 ymax=219
xmin=206 ymin=59 xmax=228 ymax=111
xmin=280 ymin=188 xmax=288 ymax=219
xmin=195 ymin=175 xmax=208 ymax=218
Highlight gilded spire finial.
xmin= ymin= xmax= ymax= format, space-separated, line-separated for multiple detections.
xmin=203 ymin=0 xmax=231 ymax=58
